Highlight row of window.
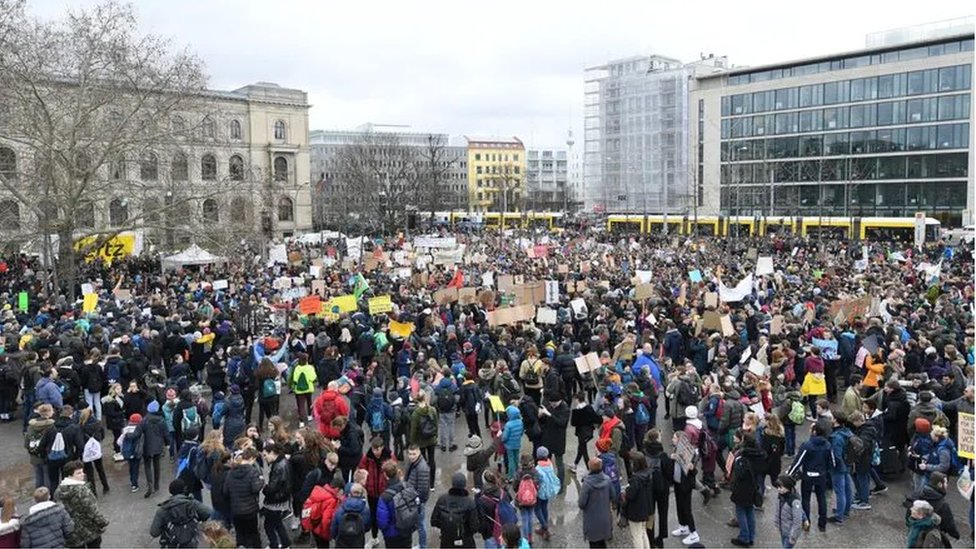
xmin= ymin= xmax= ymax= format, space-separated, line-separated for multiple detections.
xmin=720 ymin=153 xmax=969 ymax=184
xmin=472 ymin=153 xmax=520 ymax=162
xmin=721 ymin=123 xmax=969 ymax=160
xmin=0 ymin=196 xmax=295 ymax=231
xmin=719 ymin=181 xmax=968 ymax=213
xmin=721 ymin=94 xmax=971 ymax=138
xmin=726 ymin=38 xmax=974 ymax=86
xmin=475 ymin=165 xmax=521 ymax=175
xmin=174 ymin=116 xmax=286 ymax=142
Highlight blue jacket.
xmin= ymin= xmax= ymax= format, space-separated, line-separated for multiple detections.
xmin=330 ymin=495 xmax=371 ymax=539
xmin=829 ymin=427 xmax=852 ymax=474
xmin=35 ymin=377 xmax=63 ymax=409
xmin=365 ymin=396 xmax=394 ymax=432
xmin=502 ymin=406 xmax=524 ymax=450
xmin=788 ymin=435 xmax=834 ymax=478
xmin=211 ymin=399 xmax=226 ymax=429
xmin=376 ymin=480 xmax=406 ymax=539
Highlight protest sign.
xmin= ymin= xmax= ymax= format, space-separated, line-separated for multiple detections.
xmin=536 ymin=307 xmax=557 ymax=324
xmin=720 ymin=314 xmax=735 ymax=337
xmin=635 ymin=270 xmax=653 ymax=284
xmin=18 ymin=292 xmax=28 ymax=311
xmin=212 ymin=279 xmax=229 ymax=290
xmin=299 ymin=296 xmax=322 ymax=315
xmin=75 ymin=233 xmax=138 ymax=264
xmin=574 ymin=352 xmax=602 ymax=375
xmin=497 ymin=275 xmax=514 ymax=293
xmin=704 ymin=292 xmax=718 ymax=309
xmin=113 ymin=288 xmax=132 ymax=301
xmin=645 ymin=312 xmax=658 ymax=326
xmin=545 ymin=280 xmax=559 ymax=305
xmin=81 ymin=283 xmax=95 ymax=296
xmin=458 ymin=287 xmax=478 ymax=305
xmin=331 ymin=294 xmax=357 ymax=313
xmin=414 ymin=236 xmax=457 ymax=249
xmin=268 ymin=244 xmax=288 ymax=264
xmin=756 ymin=256 xmax=774 ymax=276
xmin=689 ymin=269 xmax=703 ymax=283
xmin=958 ymin=412 xmax=974 ymax=460
xmin=770 ymin=315 xmax=784 ymax=335
xmin=532 ymin=245 xmax=548 ymax=258
xmin=635 ymin=283 xmax=654 ymax=301
xmin=702 ymin=310 xmax=722 ymax=331
xmin=488 ymin=395 xmax=506 ymax=413
xmin=719 ymin=274 xmax=753 ymax=302
xmin=368 ymin=295 xmax=394 ymax=315
xmin=288 ymin=251 xmax=303 ymax=264
xmin=570 ymin=298 xmax=587 ymax=316
xmin=311 ymin=280 xmax=326 ymax=296
xmin=557 ymin=264 xmax=569 ymax=274
xmin=82 ymin=293 xmax=98 ymax=313
xmin=481 ymin=271 xmax=495 ymax=288
xmin=433 ymin=287 xmax=458 ymax=305
xmin=389 ymin=320 xmax=415 ymax=338
xmin=747 ymin=359 xmax=765 ymax=378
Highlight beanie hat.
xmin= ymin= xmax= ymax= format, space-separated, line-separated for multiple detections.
xmin=596 ymin=437 xmax=612 ymax=452
xmin=685 ymin=405 xmax=699 ymax=420
xmin=914 ymin=417 xmax=932 ymax=434
xmin=451 ymin=472 xmax=467 ymax=490
xmin=536 ymin=446 xmax=549 ymax=459
xmin=129 ymin=413 xmax=142 ymax=424
xmin=147 ymin=400 xmax=160 ymax=414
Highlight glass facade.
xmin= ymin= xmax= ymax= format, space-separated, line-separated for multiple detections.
xmin=719 ymin=61 xmax=972 ymax=224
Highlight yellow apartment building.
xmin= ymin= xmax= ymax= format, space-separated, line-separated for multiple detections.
xmin=465 ymin=136 xmax=526 ymax=212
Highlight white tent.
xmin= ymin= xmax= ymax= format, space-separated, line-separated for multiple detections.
xmin=161 ymin=244 xmax=226 ymax=270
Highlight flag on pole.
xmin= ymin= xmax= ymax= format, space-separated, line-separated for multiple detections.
xmin=353 ymin=273 xmax=370 ymax=299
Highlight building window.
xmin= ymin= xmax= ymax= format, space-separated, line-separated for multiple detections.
xmin=230 ymin=197 xmax=248 ymax=223
xmin=230 ymin=120 xmax=242 ymax=141
xmin=172 ymin=116 xmax=186 ymax=136
xmin=201 ymin=154 xmax=217 ymax=180
xmin=0 ymin=147 xmax=16 ymax=180
xmin=171 ymin=153 xmax=188 ymax=181
xmin=109 ymin=156 xmax=126 ymax=181
xmin=140 ymin=152 xmax=158 ymax=181
xmin=229 ymin=155 xmax=245 ymax=180
xmin=109 ymin=198 xmax=128 ymax=227
xmin=202 ymin=116 xmax=216 ymax=139
xmin=278 ymin=196 xmax=294 ymax=221
xmin=274 ymin=120 xmax=286 ymax=141
xmin=273 ymin=156 xmax=288 ymax=181
xmin=0 ymin=200 xmax=20 ymax=230
xmin=202 ymin=198 xmax=219 ymax=222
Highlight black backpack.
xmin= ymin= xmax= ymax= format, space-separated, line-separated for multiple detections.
xmin=335 ymin=510 xmax=366 ymax=548
xmin=418 ymin=411 xmax=437 ymax=440
xmin=436 ymin=388 xmax=456 ymax=413
xmin=161 ymin=502 xmax=199 ymax=548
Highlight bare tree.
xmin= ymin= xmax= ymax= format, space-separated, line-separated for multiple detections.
xmin=486 ymin=161 xmax=524 ymax=213
xmin=415 ymin=133 xmax=457 ymax=220
xmin=0 ymin=0 xmax=229 ymax=295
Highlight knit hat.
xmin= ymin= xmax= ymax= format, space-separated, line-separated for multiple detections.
xmin=914 ymin=417 xmax=932 ymax=434
xmin=129 ymin=413 xmax=142 ymax=424
xmin=147 ymin=400 xmax=160 ymax=414
xmin=536 ymin=446 xmax=549 ymax=459
xmin=685 ymin=405 xmax=699 ymax=420
xmin=451 ymin=472 xmax=467 ymax=490
xmin=596 ymin=437 xmax=612 ymax=452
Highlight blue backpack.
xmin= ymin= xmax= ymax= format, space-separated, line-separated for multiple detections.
xmin=635 ymin=402 xmax=650 ymax=425
xmin=370 ymin=408 xmax=387 ymax=433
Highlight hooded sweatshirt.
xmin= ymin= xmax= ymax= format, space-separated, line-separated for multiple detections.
xmin=502 ymin=406 xmax=524 ymax=450
xmin=787 ymin=435 xmax=834 ymax=478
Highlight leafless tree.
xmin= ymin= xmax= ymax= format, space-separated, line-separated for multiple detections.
xmin=415 ymin=133 xmax=458 ymax=219
xmin=486 ymin=161 xmax=524 ymax=213
xmin=0 ymin=0 xmax=247 ymax=295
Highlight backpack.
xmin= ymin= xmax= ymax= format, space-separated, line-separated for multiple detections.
xmin=370 ymin=408 xmax=388 ymax=433
xmin=600 ymin=452 xmax=620 ymax=485
xmin=536 ymin=464 xmax=560 ymax=500
xmin=418 ymin=411 xmax=437 ymax=440
xmin=937 ymin=439 xmax=964 ymax=476
xmin=181 ymin=407 xmax=201 ymax=434
xmin=697 ymin=427 xmax=718 ymax=461
xmin=479 ymin=492 xmax=517 ymax=542
xmin=392 ymin=484 xmax=421 ymax=533
xmin=436 ymin=504 xmax=467 ymax=544
xmin=919 ymin=525 xmax=951 ymax=548
xmin=499 ymin=377 xmax=521 ymax=404
xmin=294 ymin=369 xmax=310 ymax=393
xmin=301 ymin=485 xmax=337 ymax=540
xmin=648 ymin=455 xmax=667 ymax=492
xmin=25 ymin=428 xmax=46 ymax=458
xmin=635 ymin=401 xmax=650 ymax=425
xmin=162 ymin=504 xmax=199 ymax=548
xmin=47 ymin=431 xmax=67 ymax=462
xmin=122 ymin=430 xmax=140 ymax=459
xmin=177 ymin=446 xmax=199 ymax=478
xmin=845 ymin=434 xmax=868 ymax=466
xmin=522 ymin=360 xmax=541 ymax=385
xmin=193 ymin=448 xmax=211 ymax=485
xmin=82 ymin=436 xmax=102 ymax=463
xmin=516 ymin=474 xmax=537 ymax=506
xmin=262 ymin=377 xmax=278 ymax=399
xmin=436 ymin=387 xmax=456 ymax=413
xmin=788 ymin=400 xmax=805 ymax=425
xmin=335 ymin=510 xmax=366 ymax=547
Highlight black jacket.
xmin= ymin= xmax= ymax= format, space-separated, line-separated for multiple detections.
xmin=539 ymin=400 xmax=570 ymax=456
xmin=623 ymin=468 xmax=654 ymax=521
xmin=730 ymin=449 xmax=762 ymax=507
xmin=138 ymin=413 xmax=169 ymax=457
xmin=882 ymin=389 xmax=911 ymax=447
xmin=149 ymin=494 xmax=212 ymax=546
xmin=571 ymin=404 xmax=602 ymax=440
xmin=210 ymin=464 xmax=232 ymax=515
xmin=79 ymin=362 xmax=105 ymax=394
xmin=906 ymin=484 xmax=960 ymax=540
xmin=431 ymin=487 xmax=480 ymax=548
xmin=222 ymin=463 xmax=264 ymax=516
xmin=263 ymin=455 xmax=292 ymax=505
xmin=42 ymin=416 xmax=85 ymax=462
xmin=337 ymin=423 xmax=364 ymax=472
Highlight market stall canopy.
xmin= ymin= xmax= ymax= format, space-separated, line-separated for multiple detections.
xmin=161 ymin=244 xmax=226 ymax=270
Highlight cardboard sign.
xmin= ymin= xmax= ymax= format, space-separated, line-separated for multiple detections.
xmin=112 ymin=288 xmax=132 ymax=301
xmin=368 ymin=295 xmax=394 ymax=315
xmin=477 ymin=290 xmax=495 ymax=308
xmin=756 ymin=256 xmax=774 ymax=276
xmin=458 ymin=287 xmax=478 ymax=305
xmin=704 ymin=292 xmax=718 ymax=309
xmin=770 ymin=315 xmax=784 ymax=335
xmin=570 ymin=298 xmax=587 ymax=316
xmin=488 ymin=395 xmax=506 ymax=413
xmin=574 ymin=352 xmax=602 ymax=375
xmin=702 ymin=310 xmax=722 ymax=331
xmin=486 ymin=304 xmax=536 ymax=327
xmin=747 ymin=359 xmax=765 ymax=378
xmin=299 ymin=296 xmax=322 ymax=315
xmin=311 ymin=280 xmax=327 ymax=296
xmin=433 ymin=287 xmax=459 ymax=305
xmin=389 ymin=320 xmax=415 ymax=338
xmin=958 ymin=412 xmax=975 ymax=459
xmin=635 ymin=283 xmax=654 ymax=301
xmin=635 ymin=270 xmax=653 ymax=284
xmin=557 ymin=264 xmax=569 ymax=274
xmin=720 ymin=314 xmax=735 ymax=337
xmin=288 ymin=251 xmax=303 ymax=264
xmin=497 ymin=275 xmax=514 ymax=293
xmin=535 ymin=307 xmax=557 ymax=324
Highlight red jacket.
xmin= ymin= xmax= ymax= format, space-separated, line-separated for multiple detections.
xmin=314 ymin=390 xmax=350 ymax=438
xmin=358 ymin=446 xmax=396 ymax=499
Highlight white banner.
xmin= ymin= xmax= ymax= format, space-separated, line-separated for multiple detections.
xmin=345 ymin=237 xmax=363 ymax=261
xmin=545 ymin=280 xmax=559 ymax=305
xmin=414 ymin=236 xmax=457 ymax=249
xmin=756 ymin=257 xmax=774 ymax=276
xmin=719 ymin=273 xmax=754 ymax=302
xmin=268 ymin=244 xmax=287 ymax=265
xmin=433 ymin=244 xmax=465 ymax=265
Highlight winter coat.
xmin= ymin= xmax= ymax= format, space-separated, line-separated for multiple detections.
xmin=221 ymin=394 xmax=246 ymax=449
xmin=53 ymin=479 xmax=107 ymax=547
xmin=730 ymin=450 xmax=761 ymax=507
xmin=502 ymin=406 xmax=524 ymax=450
xmin=458 ymin=380 xmax=482 ymax=416
xmin=149 ymin=494 xmax=212 ymax=547
xmin=908 ymin=484 xmax=960 ymax=540
xmin=337 ymin=423 xmax=364 ymax=473
xmin=20 ymin=501 xmax=74 ymax=549
xmin=0 ymin=516 xmax=20 ymax=549
xmin=622 ymin=468 xmax=653 ymax=522
xmin=539 ymin=400 xmax=570 ymax=456
xmin=137 ymin=413 xmax=169 ymax=457
xmin=123 ymin=390 xmax=148 ymax=418
xmin=787 ymin=435 xmax=834 ymax=478
xmin=315 ymin=390 xmax=351 ymax=439
xmin=79 ymin=362 xmax=105 ymax=394
xmin=829 ymin=427 xmax=853 ymax=474
xmin=221 ymin=463 xmax=264 ymax=516
xmin=882 ymin=388 xmax=911 ymax=447
xmin=209 ymin=464 xmax=232 ymax=517
xmin=359 ymin=447 xmax=396 ymax=499
xmin=406 ymin=456 xmax=432 ymax=503
xmin=25 ymin=417 xmax=54 ymax=466
xmin=376 ymin=480 xmax=411 ymax=539
xmin=101 ymin=394 xmax=125 ymax=432
xmin=409 ymin=405 xmax=439 ymax=449
xmin=854 ymin=422 xmax=880 ymax=472
xmin=263 ymin=455 xmax=292 ymax=505
xmin=42 ymin=416 xmax=85 ymax=463
xmin=430 ymin=487 xmax=480 ymax=548
xmin=774 ymin=492 xmax=804 ymax=543
xmin=571 ymin=403 xmax=601 ymax=440
xmin=35 ymin=377 xmax=63 ymax=409
xmin=578 ymin=471 xmax=613 ymax=542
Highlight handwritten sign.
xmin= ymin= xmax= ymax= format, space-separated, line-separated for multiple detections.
xmin=331 ymin=294 xmax=357 ymax=313
xmin=959 ymin=412 xmax=974 ymax=459
xmin=368 ymin=295 xmax=394 ymax=315
xmin=433 ymin=287 xmax=458 ymax=305
xmin=574 ymin=352 xmax=601 ymax=375
xmin=299 ymin=296 xmax=322 ymax=315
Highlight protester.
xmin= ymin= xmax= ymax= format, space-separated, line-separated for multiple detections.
xmin=20 ymin=487 xmax=74 ymax=549
xmin=0 ymin=496 xmax=20 ymax=548
xmin=52 ymin=460 xmax=108 ymax=548
xmin=773 ymin=475 xmax=803 ymax=549
xmin=579 ymin=457 xmax=613 ymax=548
xmin=222 ymin=447 xmax=264 ymax=548
xmin=149 ymin=479 xmax=213 ymax=549
xmin=430 ymin=472 xmax=479 ymax=548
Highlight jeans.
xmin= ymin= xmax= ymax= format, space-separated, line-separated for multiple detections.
xmin=854 ymin=469 xmax=871 ymax=504
xmin=782 ymin=534 xmax=795 ymax=548
xmin=438 ymin=412 xmax=455 ymax=449
xmin=85 ymin=390 xmax=102 ymax=420
xmin=535 ymin=498 xmax=549 ymax=530
xmin=421 ymin=445 xmax=436 ymax=490
xmin=418 ymin=503 xmax=427 ymax=548
xmin=870 ymin=465 xmax=886 ymax=489
xmin=484 ymin=538 xmax=501 ymax=549
xmin=233 ymin=512 xmax=262 ymax=549
xmin=800 ymin=474 xmax=827 ymax=528
xmin=33 ymin=464 xmax=48 ymax=490
xmin=831 ymin=471 xmax=853 ymax=520
xmin=506 ymin=448 xmax=520 ymax=480
xmin=127 ymin=458 xmax=141 ymax=488
xmin=520 ymin=506 xmax=534 ymax=540
xmin=166 ymin=431 xmax=177 ymax=459
xmin=22 ymin=391 xmax=35 ymax=433
xmin=263 ymin=508 xmax=291 ymax=548
xmin=735 ymin=504 xmax=756 ymax=543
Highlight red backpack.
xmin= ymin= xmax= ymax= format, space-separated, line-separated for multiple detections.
xmin=301 ymin=485 xmax=342 ymax=540
xmin=516 ymin=474 xmax=538 ymax=507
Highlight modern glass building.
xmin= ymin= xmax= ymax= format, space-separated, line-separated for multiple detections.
xmin=691 ymin=32 xmax=974 ymax=226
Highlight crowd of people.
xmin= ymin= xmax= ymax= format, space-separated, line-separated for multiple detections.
xmin=0 ymin=224 xmax=972 ymax=549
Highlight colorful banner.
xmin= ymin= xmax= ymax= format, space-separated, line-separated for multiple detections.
xmin=299 ymin=296 xmax=322 ymax=315
xmin=389 ymin=320 xmax=415 ymax=338
xmin=75 ymin=233 xmax=137 ymax=264
xmin=330 ymin=294 xmax=358 ymax=313
xmin=368 ymin=295 xmax=394 ymax=315
xmin=82 ymin=293 xmax=98 ymax=313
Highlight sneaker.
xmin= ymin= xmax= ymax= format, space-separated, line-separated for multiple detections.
xmin=828 ymin=517 xmax=844 ymax=524
xmin=870 ymin=485 xmax=888 ymax=494
xmin=672 ymin=526 xmax=690 ymax=537
xmin=818 ymin=525 xmax=826 ymax=532
xmin=726 ymin=517 xmax=739 ymax=528
xmin=113 ymin=453 xmax=124 ymax=462
xmin=802 ymin=519 xmax=810 ymax=532
xmin=851 ymin=502 xmax=872 ymax=510
xmin=430 ymin=487 xmax=436 ymax=492
xmin=449 ymin=444 xmax=458 ymax=452
xmin=805 ymin=415 xmax=816 ymax=422
xmin=130 ymin=486 xmax=139 ymax=493
xmin=730 ymin=539 xmax=751 ymax=547
xmin=681 ymin=532 xmax=700 ymax=545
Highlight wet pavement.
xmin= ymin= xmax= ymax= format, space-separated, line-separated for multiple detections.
xmin=0 ymin=392 xmax=971 ymax=548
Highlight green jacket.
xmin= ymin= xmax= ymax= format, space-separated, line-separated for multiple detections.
xmin=410 ymin=405 xmax=439 ymax=448
xmin=290 ymin=363 xmax=317 ymax=395
xmin=54 ymin=479 xmax=108 ymax=547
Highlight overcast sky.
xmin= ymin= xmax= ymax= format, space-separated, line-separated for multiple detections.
xmin=30 ymin=1 xmax=975 ymax=149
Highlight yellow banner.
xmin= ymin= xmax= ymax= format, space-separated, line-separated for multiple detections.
xmin=959 ymin=412 xmax=974 ymax=460
xmin=488 ymin=395 xmax=506 ymax=413
xmin=368 ymin=295 xmax=394 ymax=315
xmin=389 ymin=320 xmax=415 ymax=338
xmin=318 ymin=302 xmax=339 ymax=322
xmin=82 ymin=293 xmax=98 ymax=313
xmin=75 ymin=234 xmax=136 ymax=264
xmin=331 ymin=294 xmax=357 ymax=313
